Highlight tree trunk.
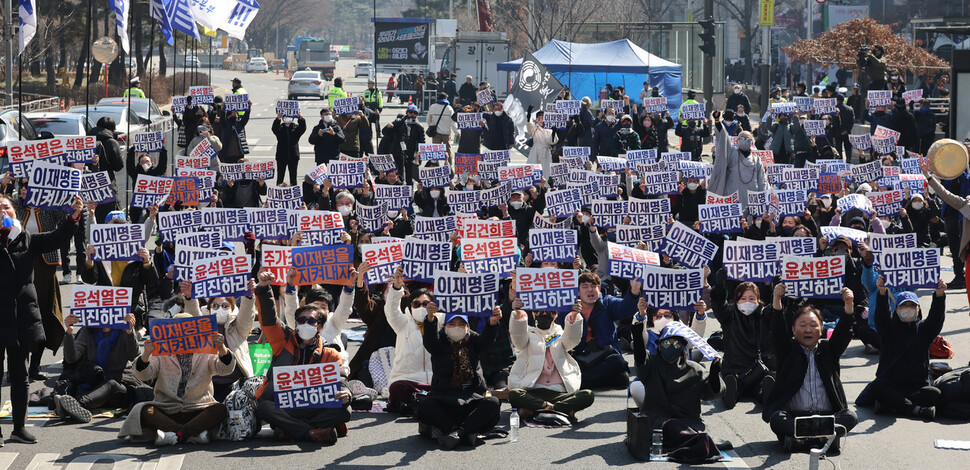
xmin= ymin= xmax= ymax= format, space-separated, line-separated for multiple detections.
xmin=73 ymin=1 xmax=92 ymax=89
xmin=45 ymin=42 xmax=56 ymax=90
xmin=741 ymin=31 xmax=753 ymax=84
xmin=159 ymin=40 xmax=167 ymax=78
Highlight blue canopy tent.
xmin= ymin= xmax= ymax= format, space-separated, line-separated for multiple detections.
xmin=498 ymin=39 xmax=682 ymax=116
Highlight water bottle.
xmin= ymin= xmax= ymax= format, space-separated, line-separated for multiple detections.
xmin=651 ymin=429 xmax=663 ymax=460
xmin=509 ymin=409 xmax=520 ymax=443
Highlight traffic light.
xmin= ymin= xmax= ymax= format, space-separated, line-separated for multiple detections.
xmin=698 ymin=18 xmax=716 ymax=57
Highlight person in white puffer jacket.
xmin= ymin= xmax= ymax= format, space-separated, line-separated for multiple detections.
xmin=384 ymin=265 xmax=444 ymax=413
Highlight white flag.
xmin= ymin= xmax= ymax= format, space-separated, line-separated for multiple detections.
xmin=18 ymin=0 xmax=37 ymax=55
xmin=222 ymin=0 xmax=260 ymax=40
xmin=189 ymin=0 xmax=236 ymax=31
xmin=111 ymin=0 xmax=131 ymax=54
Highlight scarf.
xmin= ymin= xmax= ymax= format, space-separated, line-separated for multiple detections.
xmin=93 ymin=329 xmax=121 ymax=370
xmin=176 ymin=354 xmax=194 ymax=398
xmin=449 ymin=337 xmax=473 ymax=389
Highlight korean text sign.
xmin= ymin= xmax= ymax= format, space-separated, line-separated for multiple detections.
xmin=781 ymin=255 xmax=845 ymax=299
xmin=433 ymin=271 xmax=500 ymax=317
xmin=291 ymin=245 xmax=353 ymax=286
xmin=274 ymin=362 xmax=342 ymax=409
xmin=190 ymin=255 xmax=252 ymax=299
xmin=149 ymin=315 xmax=219 ymax=355
xmin=70 ymin=286 xmax=132 ymax=329
xmin=516 ymin=268 xmax=578 ymax=311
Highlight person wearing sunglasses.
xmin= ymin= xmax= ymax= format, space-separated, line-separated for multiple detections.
xmin=252 ymin=269 xmax=356 ymax=444
xmin=281 ymin=278 xmax=353 ymax=377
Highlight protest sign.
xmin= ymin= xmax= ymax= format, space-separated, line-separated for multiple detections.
xmin=872 ymin=136 xmax=896 ymax=155
xmin=531 ymin=214 xmax=571 ymax=231
xmin=90 ymin=223 xmax=144 ymax=261
xmin=200 ymin=208 xmax=249 ymax=242
xmin=188 ymin=85 xmax=214 ymax=105
xmin=766 ymin=163 xmax=793 ymax=185
xmin=355 ymin=203 xmax=388 ymax=234
xmin=866 ymin=189 xmax=904 ymax=217
xmin=664 ymin=321 xmax=719 ymax=360
xmin=699 ymin=203 xmax=743 ymax=234
xmin=868 ymin=232 xmax=917 ymax=253
xmin=360 ymin=241 xmax=405 ymax=285
xmin=874 ymin=248 xmax=940 ymax=289
xmin=590 ymin=174 xmax=620 ymax=199
xmin=541 ymin=112 xmax=568 ymax=129
xmin=175 ymin=168 xmax=215 ymax=203
xmin=172 ymin=96 xmax=187 ymax=114
xmin=680 ymin=103 xmax=705 ymax=120
xmin=902 ymin=89 xmax=923 ymax=105
xmin=592 ymin=199 xmax=628 ymax=228
xmin=70 ymin=286 xmax=132 ymax=329
xmin=275 ymin=99 xmax=300 ymax=118
xmin=224 ymin=93 xmax=250 ymax=112
xmin=25 ymin=160 xmax=80 ymax=211
xmin=374 ymin=184 xmax=412 ymax=211
xmin=434 ymin=271 xmax=500 ymax=317
xmin=164 ymin=176 xmax=200 ymax=207
xmin=601 ymin=99 xmax=623 ymax=112
xmin=174 ymin=247 xmax=229 ymax=282
xmin=836 ymin=193 xmax=875 ymax=216
xmin=677 ymin=160 xmax=712 ymax=179
xmin=414 ymin=215 xmax=457 ymax=243
xmin=555 ymin=100 xmax=581 ymax=116
xmin=290 ymin=210 xmax=345 ymax=245
xmin=568 ymin=169 xmax=595 ymax=184
xmin=332 ymin=96 xmax=359 ymax=115
xmin=460 ymin=237 xmax=517 ymax=276
xmin=851 ymin=161 xmax=883 ymax=184
xmin=7 ymin=139 xmax=65 ymax=177
xmin=659 ymin=221 xmax=718 ymax=268
xmin=706 ymin=191 xmax=739 ymax=205
xmin=544 ymin=187 xmax=582 ymax=217
xmin=402 ymin=236 xmax=451 ymax=282
xmin=627 ymin=197 xmax=670 ymax=226
xmin=455 ymin=153 xmax=481 ymax=176
xmin=793 ymin=97 xmax=813 ymax=113
xmin=803 ymin=120 xmax=826 ymax=137
xmin=780 ymin=167 xmax=818 ymax=192
xmin=80 ymin=171 xmax=117 ymax=205
xmin=771 ymin=102 xmax=798 ymax=115
xmin=462 ymin=219 xmax=515 ymax=239
xmin=190 ymin=254 xmax=252 ymax=299
xmin=751 ymin=149 xmax=774 ymax=166
xmin=597 ymin=156 xmax=627 ymax=173
xmin=456 ymin=112 xmax=482 ymax=130
xmin=480 ymin=181 xmax=512 ymax=208
xmin=615 ymin=224 xmax=666 ymax=250
xmin=175 ymin=232 xmax=221 ymax=250
xmin=639 ymin=265 xmax=704 ymax=310
xmin=246 ymin=208 xmax=291 ymax=240
xmin=746 ymin=190 xmax=776 ymax=218
xmin=306 ymin=163 xmax=329 ymax=185
xmin=867 ymin=90 xmax=892 ymax=108
xmin=132 ymin=131 xmax=164 ymax=153
xmin=261 ymin=245 xmax=293 ymax=286
xmin=327 ymin=160 xmax=365 ymax=188
xmin=368 ymin=154 xmax=397 ymax=173
xmin=516 ymin=268 xmax=578 ymax=311
xmin=873 ymin=125 xmax=901 ymax=143
xmin=529 ymin=229 xmax=577 ymax=262
xmin=178 ymin=138 xmax=218 ymax=169
xmin=482 ymin=149 xmax=512 ymax=163
xmin=220 ymin=161 xmax=276 ymax=181
xmin=899 ymin=174 xmax=926 ymax=197
xmin=644 ymin=97 xmax=667 ymax=113
xmin=418 ymin=143 xmax=448 ymax=163
xmin=477 ymin=161 xmax=500 ymax=181
xmin=723 ymin=239 xmax=780 ymax=282
xmin=266 ymin=185 xmax=303 ymax=210
xmin=849 ymin=134 xmax=873 ymax=152
xmin=149 ymin=315 xmax=219 ymax=355
xmin=640 ymin=171 xmax=680 ymax=195
xmin=782 ymin=255 xmax=845 ymax=299
xmin=661 ymin=152 xmax=693 ymax=167
xmin=477 ymin=89 xmax=495 ymax=106
xmin=290 ymin=244 xmax=353 ymax=286
xmin=608 ymin=242 xmax=660 ymax=280
xmin=819 ymin=226 xmax=868 ymax=246
xmin=818 ymin=173 xmax=845 ymax=194
xmin=766 ymin=237 xmax=817 ymax=261
xmin=157 ymin=211 xmax=202 ymax=241
xmin=419 ymin=165 xmax=452 ymax=188
xmin=775 ymin=189 xmax=807 ymax=217
xmin=447 ymin=189 xmax=481 ymax=214
xmin=626 ymin=149 xmax=658 ymax=166
xmin=274 ymin=362 xmax=342 ymax=409
xmin=813 ymin=98 xmax=837 ymax=115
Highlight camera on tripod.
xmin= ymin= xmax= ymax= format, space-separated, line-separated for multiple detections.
xmin=856 ymin=45 xmax=871 ymax=67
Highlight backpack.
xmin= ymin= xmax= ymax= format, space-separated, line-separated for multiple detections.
xmin=368 ymin=347 xmax=395 ymax=398
xmin=930 ymin=335 xmax=955 ymax=359
xmin=218 ymin=375 xmax=266 ymax=441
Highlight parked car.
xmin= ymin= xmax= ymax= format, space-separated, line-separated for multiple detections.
xmin=354 ymin=61 xmax=372 ymax=78
xmin=97 ymin=97 xmax=165 ymax=124
xmin=24 ymin=112 xmax=94 ymax=136
xmin=67 ymin=105 xmax=146 ymax=152
xmin=184 ymin=56 xmax=201 ymax=68
xmin=0 ymin=110 xmax=54 ymax=174
xmin=287 ymin=70 xmax=328 ymax=100
xmin=246 ymin=57 xmax=269 ymax=73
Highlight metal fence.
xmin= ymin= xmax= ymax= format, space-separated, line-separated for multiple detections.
xmin=0 ymin=96 xmax=61 ymax=113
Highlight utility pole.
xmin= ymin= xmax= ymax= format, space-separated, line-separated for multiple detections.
xmin=5 ymin=0 xmax=13 ymax=105
xmin=703 ymin=0 xmax=714 ymax=108
xmin=761 ymin=26 xmax=770 ymax=112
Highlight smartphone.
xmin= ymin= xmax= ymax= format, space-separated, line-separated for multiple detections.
xmin=794 ymin=415 xmax=836 ymax=438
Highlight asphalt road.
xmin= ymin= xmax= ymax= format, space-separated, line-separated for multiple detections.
xmin=3 ymin=62 xmax=970 ymax=470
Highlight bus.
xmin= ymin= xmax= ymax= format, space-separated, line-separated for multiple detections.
xmin=296 ymin=39 xmax=336 ymax=80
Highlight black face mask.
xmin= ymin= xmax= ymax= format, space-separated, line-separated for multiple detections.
xmin=659 ymin=344 xmax=682 ymax=363
xmin=535 ymin=315 xmax=555 ymax=330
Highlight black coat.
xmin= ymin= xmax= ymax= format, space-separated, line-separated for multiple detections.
xmin=0 ymin=213 xmax=77 ymax=348
xmin=871 ymin=291 xmax=945 ymax=393
xmin=710 ymin=285 xmax=775 ymax=375
xmin=81 ymin=257 xmax=160 ymax=319
xmin=308 ymin=120 xmax=346 ymax=164
xmin=126 ymin=147 xmax=168 ymax=185
xmin=762 ymin=304 xmax=852 ymax=422
xmin=725 ymin=92 xmax=752 ymax=115
xmin=481 ymin=112 xmax=515 ymax=151
xmin=413 ymin=188 xmax=450 ymax=217
xmin=423 ymin=317 xmax=497 ymax=395
xmin=272 ymin=117 xmax=307 ymax=160
xmin=89 ymin=127 xmax=124 ymax=183
xmin=458 ymin=82 xmax=478 ymax=104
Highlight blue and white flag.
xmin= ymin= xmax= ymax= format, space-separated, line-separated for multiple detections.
xmin=154 ymin=0 xmax=200 ymax=44
xmin=18 ymin=0 xmax=36 ymax=54
xmin=223 ymin=0 xmax=260 ymax=40
xmin=111 ymin=0 xmax=131 ymax=54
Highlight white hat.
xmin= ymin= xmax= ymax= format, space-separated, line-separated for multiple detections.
xmin=856 ymin=183 xmax=872 ymax=193
xmin=130 ymin=77 xmax=140 ymax=85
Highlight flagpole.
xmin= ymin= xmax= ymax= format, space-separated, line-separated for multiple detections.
xmin=85 ymin=0 xmax=92 ymax=123
xmin=17 ymin=49 xmax=22 ymax=139
xmin=147 ymin=21 xmax=155 ymax=100
xmin=172 ymin=33 xmax=178 ymax=156
xmin=208 ymin=35 xmax=212 ymax=87
xmin=125 ymin=1 xmax=132 ymax=168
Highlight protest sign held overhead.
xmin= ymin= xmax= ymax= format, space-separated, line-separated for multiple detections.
xmin=659 ymin=221 xmax=718 ymax=268
xmin=26 ymin=160 xmax=81 ymax=211
xmin=782 ymin=255 xmax=845 ymax=299
xmin=80 ymin=171 xmax=117 ymax=205
xmin=723 ymin=239 xmax=781 ymax=282
xmin=133 ymin=131 xmax=164 ymax=153
xmin=276 ymin=99 xmax=300 ymax=118
xmin=89 ymin=223 xmax=145 ymax=261
xmin=433 ymin=271 xmax=500 ymax=317
xmin=874 ymin=248 xmax=940 ymax=290
xmin=191 ymin=255 xmax=252 ymax=299
xmin=608 ymin=242 xmax=660 ymax=281
xmin=360 ymin=241 xmax=405 ymax=285
xmin=460 ymin=237 xmax=517 ymax=276
xmin=639 ymin=265 xmax=705 ymax=310
xmin=402 ymin=236 xmax=451 ymax=283
xmin=149 ymin=315 xmax=219 ymax=355
xmin=70 ymin=286 xmax=132 ymax=330
xmin=291 ymin=244 xmax=353 ymax=286
xmin=516 ymin=268 xmax=578 ymax=311
xmin=529 ymin=229 xmax=577 ymax=262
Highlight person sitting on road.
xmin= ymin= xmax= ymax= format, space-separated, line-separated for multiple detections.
xmin=118 ymin=314 xmax=235 ymax=446
xmin=857 ymin=278 xmax=947 ymax=421
xmin=253 ymin=270 xmax=354 ymax=444
xmin=570 ymin=272 xmax=640 ymax=390
xmin=711 ymin=280 xmax=775 ymax=409
xmin=506 ymin=305 xmax=594 ymax=424
xmin=762 ymin=285 xmax=859 ymax=453
xmin=417 ymin=309 xmax=503 ymax=449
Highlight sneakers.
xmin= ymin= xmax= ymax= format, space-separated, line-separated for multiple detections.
xmin=186 ymin=430 xmax=209 ymax=444
xmin=723 ymin=374 xmax=739 ymax=409
xmin=9 ymin=428 xmax=36 ymax=444
xmin=761 ymin=375 xmax=776 ymax=403
xmin=28 ymin=372 xmax=47 ymax=383
xmin=54 ymin=395 xmax=92 ymax=423
xmin=346 ymin=380 xmax=378 ymax=400
xmin=60 ymin=273 xmax=73 ymax=285
xmin=154 ymin=430 xmax=178 ymax=446
xmin=308 ymin=427 xmax=337 ymax=444
xmin=437 ymin=430 xmax=460 ymax=450
xmin=418 ymin=422 xmax=433 ymax=438
xmin=490 ymin=388 xmax=510 ymax=401
xmin=948 ymin=275 xmax=965 ymax=289
xmin=460 ymin=430 xmax=479 ymax=447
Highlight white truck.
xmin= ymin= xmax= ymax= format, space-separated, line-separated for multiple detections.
xmin=441 ymin=32 xmax=511 ymax=99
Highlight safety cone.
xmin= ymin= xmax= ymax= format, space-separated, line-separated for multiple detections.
xmin=59 ymin=100 xmax=65 ymax=111
xmin=407 ymin=95 xmax=413 ymax=106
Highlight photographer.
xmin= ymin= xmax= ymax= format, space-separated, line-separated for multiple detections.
xmin=858 ymin=45 xmax=888 ymax=91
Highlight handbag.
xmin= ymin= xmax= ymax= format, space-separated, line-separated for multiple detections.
xmin=426 ymin=104 xmax=448 ymax=137
xmin=625 ymin=407 xmax=653 ymax=461
xmin=571 ymin=321 xmax=619 ymax=369
xmin=930 ymin=335 xmax=955 ymax=359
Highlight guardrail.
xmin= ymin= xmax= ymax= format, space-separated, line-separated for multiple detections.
xmin=0 ymin=97 xmax=61 ymax=113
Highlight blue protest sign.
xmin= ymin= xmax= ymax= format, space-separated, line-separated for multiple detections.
xmin=275 ymin=99 xmax=300 ymax=118
xmin=419 ymin=165 xmax=452 ymax=188
xmin=639 ymin=266 xmax=704 ymax=310
xmin=69 ymin=286 xmax=133 ymax=330
xmin=414 ymin=215 xmax=457 ymax=243
xmin=659 ymin=221 xmax=718 ymax=268
xmin=663 ymin=320 xmax=720 ymax=360
xmin=224 ymin=93 xmax=250 ymax=112
xmin=245 ymin=208 xmax=291 ymax=240
xmin=868 ymin=232 xmax=917 ymax=253
xmin=190 ymin=254 xmax=252 ymax=299
xmin=874 ymin=248 xmax=940 ymax=289
xmin=529 ymin=229 xmax=577 ymax=262
xmin=80 ymin=171 xmax=117 ymax=205
xmin=332 ymin=96 xmax=359 ymax=115
xmin=402 ymin=236 xmax=452 ymax=282
xmin=724 ymin=240 xmax=780 ymax=282
xmin=680 ymin=103 xmax=705 ymax=120
xmin=592 ymin=199 xmax=628 ymax=228
xmin=327 ymin=161 xmax=366 ymax=188
xmin=698 ymin=203 xmax=743 ymax=234
xmin=639 ymin=171 xmax=680 ymax=195
xmin=433 ymin=271 xmax=500 ymax=317
xmin=448 ymin=189 xmax=481 ymax=214
xmin=200 ymin=208 xmax=250 ymax=242
xmin=90 ymin=223 xmax=145 ymax=261
xmin=545 ymin=187 xmax=583 ymax=217
xmin=456 ymin=112 xmax=482 ymax=130
xmin=836 ymin=193 xmax=875 ymax=216
xmin=25 ymin=160 xmax=81 ymax=211
xmin=615 ymin=224 xmax=666 ymax=250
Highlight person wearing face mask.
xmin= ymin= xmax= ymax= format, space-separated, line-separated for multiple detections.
xmin=272 ymin=112 xmax=308 ymax=186
xmin=672 ymin=178 xmax=707 ymax=227
xmin=769 ymin=113 xmax=795 ymax=165
xmin=763 ymin=287 xmax=858 ymax=453
xmin=317 ymin=190 xmax=357 ymax=223
xmin=251 ymin=270 xmax=354 ymax=444
xmin=125 ymin=147 xmax=170 ymax=223
xmin=216 ymin=96 xmax=252 ymax=164
xmin=88 ymin=116 xmax=124 ymax=185
xmin=709 ymin=113 xmax=767 ymax=209
xmin=308 ymin=108 xmax=346 ymax=166
xmin=892 ymin=100 xmax=919 ymax=154
xmin=280 ymin=280 xmax=355 ymax=376
xmin=905 ymin=193 xmax=943 ymax=248
xmin=413 ymin=182 xmax=451 ymax=217
xmin=417 ymin=307 xmax=503 ymax=449
xmin=383 ymin=105 xmax=427 ymax=185
xmin=858 ymin=279 xmax=946 ymax=421
xmin=525 ymin=106 xmax=557 ymax=175
xmin=710 ymin=281 xmax=775 ymax=409
xmin=866 ymin=106 xmax=895 ymax=138
xmin=613 ymin=115 xmax=641 ymax=155
xmin=480 ymin=101 xmax=516 ymax=151
xmin=498 ymin=188 xmax=547 ymax=250
xmin=592 ymin=107 xmax=621 ymax=158
xmin=725 ymin=85 xmax=751 ymax=116
xmin=385 ymin=266 xmax=445 ymax=413
xmin=506 ymin=307 xmax=594 ymax=424
xmin=675 ymin=116 xmax=711 ymax=162
xmin=914 ymin=99 xmax=938 ymax=155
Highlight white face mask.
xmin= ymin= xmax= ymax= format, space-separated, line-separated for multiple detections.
xmin=734 ymin=88 xmax=741 ymax=94
xmin=296 ymin=323 xmax=318 ymax=340
xmin=911 ymin=202 xmax=924 ymax=210
xmin=606 ymin=115 xmax=616 ymax=123
xmin=493 ymin=110 xmax=503 ymax=116
xmin=650 ymin=316 xmax=671 ymax=334
xmin=430 ymin=190 xmax=441 ymax=199
xmin=821 ymin=198 xmax=832 ymax=208
xmin=738 ymin=302 xmax=758 ymax=315
xmin=141 ymin=163 xmax=151 ymax=172
xmin=411 ymin=307 xmax=428 ymax=323
xmin=509 ymin=200 xmax=523 ymax=209
xmin=387 ymin=210 xmax=399 ymax=219
xmin=580 ymin=215 xmax=591 ymax=224
xmin=723 ymin=120 xmax=734 ymax=126
xmin=687 ymin=183 xmax=699 ymax=191
xmin=445 ymin=325 xmax=468 ymax=342
xmin=337 ymin=205 xmax=352 ymax=217
xmin=214 ymin=308 xmax=229 ymax=325
xmin=323 ymin=115 xmax=334 ymax=123
xmin=897 ymin=307 xmax=919 ymax=322
xmin=167 ymin=304 xmax=181 ymax=317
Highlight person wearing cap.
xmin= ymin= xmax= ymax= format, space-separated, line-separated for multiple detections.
xmin=613 ymin=114 xmax=641 ymax=155
xmin=383 ymin=105 xmax=426 ymax=185
xmin=416 ymin=304 xmax=503 ymax=449
xmin=308 ymin=108 xmax=346 ymax=165
xmin=676 ymin=112 xmax=712 ymax=162
xmin=857 ymin=278 xmax=946 ymax=421
xmin=124 ymin=77 xmax=146 ymax=99
xmin=252 ymin=270 xmax=354 ymax=444
xmin=230 ymin=78 xmax=247 ymax=117
xmin=326 ymin=77 xmax=348 ymax=109
xmin=119 ymin=314 xmax=235 ymax=446
xmin=82 ymin=209 xmax=159 ymax=330
xmin=835 ymin=93 xmax=855 ymax=160
xmin=363 ymin=79 xmax=384 ymax=134
xmin=763 ymin=285 xmax=858 ymax=453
